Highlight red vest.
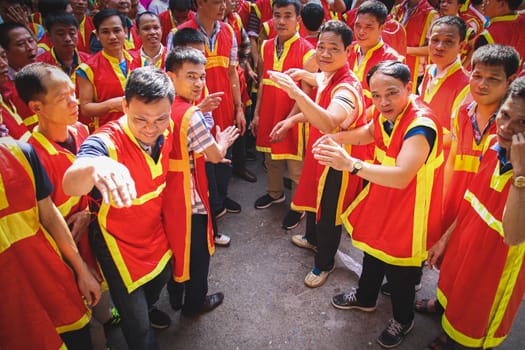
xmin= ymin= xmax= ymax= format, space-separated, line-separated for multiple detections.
xmin=437 ymin=138 xmax=525 ymax=348
xmin=256 ymin=34 xmax=315 ymax=159
xmin=94 ymin=117 xmax=173 ymax=292
xmin=253 ymin=0 xmax=274 ymax=24
xmin=320 ymin=0 xmax=343 ymax=21
xmin=0 ymin=138 xmax=90 ymax=349
xmin=348 ymin=40 xmax=403 ymax=108
xmin=0 ymin=93 xmax=30 ymax=140
xmin=237 ymin=0 xmax=252 ymax=28
xmin=0 ymin=80 xmax=38 ymax=131
xmin=343 ymin=96 xmax=444 ymax=266
xmin=178 ymin=19 xmax=236 ymax=131
xmin=128 ymin=45 xmax=168 ymax=70
xmin=159 ymin=10 xmax=176 ymax=45
xmin=164 ymin=97 xmax=214 ymax=282
xmin=76 ymin=50 xmax=137 ymax=131
xmin=77 ymin=15 xmax=95 ymax=53
xmin=292 ymin=66 xmax=367 ymax=225
xmin=443 ymin=102 xmax=497 ymax=229
xmin=36 ymin=49 xmax=91 ymax=84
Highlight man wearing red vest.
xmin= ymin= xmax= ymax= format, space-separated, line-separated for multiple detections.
xmin=315 ymin=61 xmax=443 ymax=348
xmin=251 ymin=0 xmax=316 ymax=230
xmin=63 ymin=67 xmax=174 ymax=350
xmin=426 ymin=77 xmax=525 ymax=349
xmin=159 ymin=0 xmax=194 ymax=45
xmin=129 ymin=12 xmax=169 ymax=69
xmin=164 ymin=47 xmax=239 ymax=315
xmin=70 ymin=0 xmax=96 ymax=53
xmin=178 ymin=0 xmax=246 ymax=219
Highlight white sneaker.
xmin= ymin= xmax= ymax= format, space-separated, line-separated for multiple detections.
xmin=214 ymin=234 xmax=231 ymax=247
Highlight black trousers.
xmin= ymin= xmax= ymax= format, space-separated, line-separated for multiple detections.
xmin=167 ymin=214 xmax=210 ymax=313
xmin=356 ymin=253 xmax=421 ymax=325
xmin=60 ymin=324 xmax=92 ymax=350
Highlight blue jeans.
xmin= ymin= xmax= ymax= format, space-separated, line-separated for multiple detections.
xmin=90 ymin=226 xmax=171 ymax=350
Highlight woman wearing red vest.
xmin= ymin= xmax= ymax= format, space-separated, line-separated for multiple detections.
xmin=313 ymin=61 xmax=444 ymax=348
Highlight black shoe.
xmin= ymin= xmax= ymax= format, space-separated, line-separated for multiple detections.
xmin=224 ymin=197 xmax=241 ymax=213
xmin=233 ymin=167 xmax=257 ymax=182
xmin=377 ymin=318 xmax=414 ymax=348
xmin=149 ymin=307 xmax=171 ymax=329
xmin=182 ymin=292 xmax=224 ymax=316
xmin=215 ymin=207 xmax=227 ymax=220
xmin=281 ymin=210 xmax=305 ymax=230
xmin=254 ymin=193 xmax=286 ymax=209
xmin=283 ymin=177 xmax=292 ymax=190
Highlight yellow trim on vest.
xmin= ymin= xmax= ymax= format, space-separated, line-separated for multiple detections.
xmin=56 ymin=310 xmax=91 ymax=334
xmin=303 ymin=49 xmax=315 ymax=66
xmin=422 ymin=60 xmax=463 ymax=103
xmin=262 ymin=78 xmax=281 ymax=89
xmin=101 ymin=50 xmax=133 ymax=91
xmin=0 ymin=207 xmax=40 ymax=254
xmin=409 ymin=10 xmax=436 ymax=93
xmin=490 ymin=162 xmax=512 ymax=192
xmin=0 ymin=173 xmax=8 ymax=211
xmin=352 ymin=41 xmax=384 ymax=82
xmin=464 ymin=189 xmax=504 ymax=237
xmin=255 ymin=145 xmax=272 ymax=153
xmin=206 ymin=56 xmax=229 ymax=69
xmin=454 ymin=154 xmax=480 ymax=172
xmin=270 ymin=33 xmax=301 ymax=72
xmin=23 ymin=114 xmax=39 ymax=127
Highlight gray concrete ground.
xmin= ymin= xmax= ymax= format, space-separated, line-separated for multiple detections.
xmin=96 ymin=153 xmax=525 ymax=350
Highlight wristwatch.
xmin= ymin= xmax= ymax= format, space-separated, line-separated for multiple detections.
xmin=351 ymin=160 xmax=363 ymax=175
xmin=513 ymin=176 xmax=525 ymax=188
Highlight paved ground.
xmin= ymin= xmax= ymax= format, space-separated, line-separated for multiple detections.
xmin=95 ymin=153 xmax=525 ymax=350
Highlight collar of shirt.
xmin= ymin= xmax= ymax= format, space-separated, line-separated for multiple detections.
xmin=140 ymin=44 xmax=164 ymax=66
xmin=53 ymin=48 xmax=80 ymax=75
xmin=425 ymin=57 xmax=461 ymax=93
xmin=195 ymin=15 xmax=220 ymax=50
xmin=491 ymin=143 xmax=513 ymax=174
xmin=468 ymin=101 xmax=497 ymax=144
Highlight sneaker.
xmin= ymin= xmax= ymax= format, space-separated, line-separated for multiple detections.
xmin=214 ymin=234 xmax=231 ymax=247
xmin=224 ymin=197 xmax=241 ymax=213
xmin=304 ymin=267 xmax=334 ymax=288
xmin=103 ymin=307 xmax=121 ymax=334
xmin=381 ymin=282 xmax=422 ymax=296
xmin=281 ymin=210 xmax=305 ymax=230
xmin=291 ymin=234 xmax=317 ymax=252
xmin=377 ymin=318 xmax=414 ymax=348
xmin=149 ymin=307 xmax=171 ymax=329
xmin=254 ymin=193 xmax=285 ymax=209
xmin=215 ymin=207 xmax=227 ymax=220
xmin=331 ymin=290 xmax=376 ymax=312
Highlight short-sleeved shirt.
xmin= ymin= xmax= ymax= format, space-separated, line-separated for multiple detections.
xmin=19 ymin=142 xmax=53 ymax=201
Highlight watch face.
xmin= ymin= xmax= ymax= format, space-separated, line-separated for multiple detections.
xmin=515 ymin=177 xmax=525 ymax=187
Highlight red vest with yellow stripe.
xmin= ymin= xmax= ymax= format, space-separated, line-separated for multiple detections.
xmin=343 ymin=96 xmax=444 ymax=266
xmin=291 ymin=65 xmax=367 ymax=224
xmin=94 ymin=117 xmax=173 ymax=292
xmin=443 ymin=102 xmax=496 ymax=229
xmin=0 ymin=93 xmax=30 ymax=140
xmin=437 ymin=137 xmax=525 ymax=348
xmin=77 ymin=15 xmax=95 ymax=54
xmin=164 ymin=98 xmax=214 ymax=282
xmin=253 ymin=0 xmax=273 ymax=24
xmin=36 ymin=49 xmax=91 ymax=84
xmin=256 ymin=34 xmax=315 ymax=159
xmin=1 ymin=80 xmax=38 ymax=131
xmin=0 ymin=138 xmax=90 ymax=348
xmin=178 ymin=19 xmax=236 ymax=131
xmin=348 ymin=40 xmax=404 ymax=108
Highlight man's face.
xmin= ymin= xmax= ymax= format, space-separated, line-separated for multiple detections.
xmin=0 ymin=2 xmax=29 ymax=23
xmin=70 ymin=0 xmax=88 ymax=17
xmin=105 ymin=0 xmax=131 ymax=16
xmin=496 ymin=95 xmax=525 ymax=150
xmin=34 ymin=75 xmax=79 ymax=126
xmin=0 ymin=46 xmax=9 ymax=84
xmin=482 ymin=0 xmax=498 ymax=18
xmin=315 ymin=31 xmax=351 ymax=74
xmin=6 ymin=27 xmax=37 ymax=71
xmin=470 ymin=63 xmax=511 ymax=107
xmin=167 ymin=62 xmax=206 ymax=102
xmin=439 ymin=0 xmax=460 ymax=16
xmin=370 ymin=72 xmax=412 ymax=120
xmin=354 ymin=13 xmax=383 ymax=49
xmin=124 ymin=96 xmax=172 ymax=147
xmin=49 ymin=23 xmax=78 ymax=55
xmin=428 ymin=23 xmax=462 ymax=68
xmin=273 ymin=4 xmax=298 ymax=40
xmin=129 ymin=0 xmax=139 ymax=19
xmin=96 ymin=15 xmax=126 ymax=52
xmin=197 ymin=0 xmax=226 ymax=21
xmin=137 ymin=14 xmax=162 ymax=48
xmin=172 ymin=8 xmax=191 ymax=25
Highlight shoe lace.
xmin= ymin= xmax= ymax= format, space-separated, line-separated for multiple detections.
xmin=342 ymin=289 xmax=358 ymax=303
xmin=385 ymin=319 xmax=404 ymax=336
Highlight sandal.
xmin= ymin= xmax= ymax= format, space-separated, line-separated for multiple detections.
xmin=414 ymin=298 xmax=444 ymax=314
xmin=427 ymin=333 xmax=447 ymax=350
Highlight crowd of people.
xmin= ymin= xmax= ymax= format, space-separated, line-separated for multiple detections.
xmin=0 ymin=0 xmax=524 ymax=349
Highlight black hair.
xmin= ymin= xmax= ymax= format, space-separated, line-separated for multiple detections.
xmin=38 ymin=0 xmax=70 ymax=18
xmin=430 ymin=15 xmax=467 ymax=42
xmin=505 ymin=76 xmax=525 ymax=100
xmin=93 ymin=9 xmax=126 ymax=30
xmin=125 ymin=66 xmax=174 ymax=104
xmin=135 ymin=11 xmax=160 ymax=29
xmin=471 ymin=44 xmax=520 ymax=78
xmin=0 ymin=23 xmax=32 ymax=49
xmin=44 ymin=11 xmax=79 ymax=32
xmin=171 ymin=27 xmax=206 ymax=49
xmin=366 ymin=60 xmax=411 ymax=86
xmin=273 ymin=0 xmax=301 ymax=16
xmin=357 ymin=0 xmax=389 ymax=25
xmin=165 ymin=46 xmax=207 ymax=73
xmin=378 ymin=0 xmax=396 ymax=13
xmin=14 ymin=62 xmax=66 ymax=104
xmin=506 ymin=0 xmax=523 ymax=11
xmin=301 ymin=3 xmax=324 ymax=32
xmin=169 ymin=0 xmax=192 ymax=11
xmin=318 ymin=20 xmax=354 ymax=48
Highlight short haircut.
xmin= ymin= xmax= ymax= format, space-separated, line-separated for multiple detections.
xmin=301 ymin=3 xmax=324 ymax=32
xmin=318 ymin=20 xmax=354 ymax=48
xmin=93 ymin=9 xmax=126 ymax=31
xmin=506 ymin=0 xmax=523 ymax=11
xmin=44 ymin=11 xmax=79 ymax=32
xmin=273 ymin=0 xmax=301 ymax=16
xmin=505 ymin=76 xmax=525 ymax=100
xmin=135 ymin=11 xmax=160 ymax=29
xmin=165 ymin=46 xmax=207 ymax=73
xmin=125 ymin=66 xmax=175 ymax=104
xmin=357 ymin=0 xmax=389 ymax=25
xmin=38 ymin=0 xmax=70 ymax=18
xmin=0 ymin=23 xmax=32 ymax=49
xmin=471 ymin=44 xmax=520 ymax=78
xmin=430 ymin=15 xmax=467 ymax=42
xmin=171 ymin=27 xmax=206 ymax=49
xmin=379 ymin=0 xmax=396 ymax=13
xmin=366 ymin=60 xmax=411 ymax=86
xmin=14 ymin=62 xmax=67 ymax=104
xmin=169 ymin=0 xmax=192 ymax=11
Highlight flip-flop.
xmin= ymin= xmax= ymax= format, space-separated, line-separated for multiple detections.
xmin=414 ymin=298 xmax=444 ymax=314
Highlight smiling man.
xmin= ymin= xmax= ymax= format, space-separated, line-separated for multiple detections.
xmin=130 ymin=11 xmax=168 ymax=69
